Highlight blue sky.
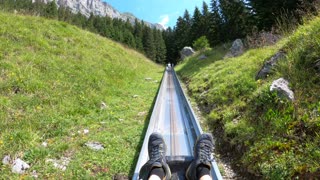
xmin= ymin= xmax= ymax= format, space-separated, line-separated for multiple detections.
xmin=103 ymin=0 xmax=211 ymax=29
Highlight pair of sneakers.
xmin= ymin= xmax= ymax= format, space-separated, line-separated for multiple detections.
xmin=139 ymin=132 xmax=214 ymax=180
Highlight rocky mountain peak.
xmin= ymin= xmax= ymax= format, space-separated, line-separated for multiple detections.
xmin=36 ymin=0 xmax=164 ymax=30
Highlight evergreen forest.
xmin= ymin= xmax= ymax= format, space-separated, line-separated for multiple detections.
xmin=0 ymin=0 xmax=318 ymax=64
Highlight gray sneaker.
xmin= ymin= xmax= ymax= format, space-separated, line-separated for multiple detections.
xmin=186 ymin=133 xmax=214 ymax=180
xmin=139 ymin=132 xmax=171 ymax=180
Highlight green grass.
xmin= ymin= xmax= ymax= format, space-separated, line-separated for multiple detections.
xmin=0 ymin=12 xmax=163 ymax=179
xmin=176 ymin=16 xmax=320 ymax=179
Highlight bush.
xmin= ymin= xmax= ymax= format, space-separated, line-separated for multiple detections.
xmin=193 ymin=36 xmax=210 ymax=51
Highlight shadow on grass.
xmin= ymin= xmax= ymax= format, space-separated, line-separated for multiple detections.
xmin=176 ymin=45 xmax=229 ymax=78
xmin=128 ymin=69 xmax=165 ymax=178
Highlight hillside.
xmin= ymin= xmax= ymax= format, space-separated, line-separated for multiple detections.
xmin=176 ymin=17 xmax=320 ymax=178
xmin=0 ymin=12 xmax=163 ymax=178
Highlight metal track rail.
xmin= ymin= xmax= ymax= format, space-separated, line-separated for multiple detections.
xmin=133 ymin=67 xmax=222 ymax=180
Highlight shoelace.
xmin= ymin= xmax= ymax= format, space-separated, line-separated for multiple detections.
xmin=150 ymin=144 xmax=163 ymax=161
xmin=199 ymin=142 xmax=212 ymax=163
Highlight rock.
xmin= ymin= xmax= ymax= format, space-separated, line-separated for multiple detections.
xmin=42 ymin=142 xmax=48 ymax=147
xmin=100 ymin=101 xmax=107 ymax=110
xmin=145 ymin=77 xmax=152 ymax=81
xmin=133 ymin=95 xmax=139 ymax=98
xmin=270 ymin=78 xmax=294 ymax=101
xmin=138 ymin=111 xmax=147 ymax=116
xmin=198 ymin=54 xmax=207 ymax=60
xmin=46 ymin=157 xmax=70 ymax=171
xmin=2 ymin=155 xmax=11 ymax=165
xmin=225 ymin=39 xmax=245 ymax=58
xmin=78 ymin=129 xmax=89 ymax=135
xmin=113 ymin=174 xmax=129 ymax=180
xmin=256 ymin=51 xmax=286 ymax=80
xmin=85 ymin=142 xmax=104 ymax=151
xmin=180 ymin=47 xmax=195 ymax=60
xmin=12 ymin=158 xmax=30 ymax=174
xmin=83 ymin=129 xmax=89 ymax=134
xmin=31 ymin=170 xmax=38 ymax=178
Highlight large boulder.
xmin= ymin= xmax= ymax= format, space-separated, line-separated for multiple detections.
xmin=270 ymin=78 xmax=294 ymax=101
xmin=225 ymin=39 xmax=245 ymax=58
xmin=180 ymin=47 xmax=195 ymax=60
xmin=256 ymin=51 xmax=286 ymax=80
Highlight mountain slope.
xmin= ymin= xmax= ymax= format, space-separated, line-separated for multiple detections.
xmin=0 ymin=12 xmax=163 ymax=178
xmin=176 ymin=16 xmax=320 ymax=178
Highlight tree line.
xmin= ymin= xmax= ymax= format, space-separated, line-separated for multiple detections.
xmin=0 ymin=0 xmax=167 ymax=64
xmin=0 ymin=0 xmax=318 ymax=65
xmin=163 ymin=0 xmax=318 ymax=64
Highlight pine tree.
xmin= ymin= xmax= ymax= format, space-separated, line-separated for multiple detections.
xmin=45 ymin=0 xmax=58 ymax=19
xmin=142 ymin=26 xmax=156 ymax=61
xmin=134 ymin=19 xmax=144 ymax=52
xmin=191 ymin=7 xmax=203 ymax=44
xmin=248 ymin=0 xmax=301 ymax=30
xmin=219 ymin=0 xmax=250 ymax=40
xmin=201 ymin=2 xmax=212 ymax=42
xmin=209 ymin=0 xmax=223 ymax=45
xmin=153 ymin=29 xmax=166 ymax=64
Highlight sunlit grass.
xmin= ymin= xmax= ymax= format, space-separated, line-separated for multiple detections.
xmin=176 ymin=16 xmax=320 ymax=178
xmin=0 ymin=12 xmax=163 ymax=178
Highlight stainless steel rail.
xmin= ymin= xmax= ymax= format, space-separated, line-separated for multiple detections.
xmin=133 ymin=67 xmax=222 ymax=180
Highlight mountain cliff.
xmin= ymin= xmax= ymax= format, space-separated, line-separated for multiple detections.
xmin=34 ymin=0 xmax=164 ymax=30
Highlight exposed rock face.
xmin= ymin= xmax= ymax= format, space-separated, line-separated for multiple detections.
xmin=270 ymin=78 xmax=294 ymax=101
xmin=35 ymin=0 xmax=164 ymax=30
xmin=225 ymin=39 xmax=245 ymax=58
xmin=180 ymin=47 xmax=195 ymax=60
xmin=256 ymin=51 xmax=286 ymax=80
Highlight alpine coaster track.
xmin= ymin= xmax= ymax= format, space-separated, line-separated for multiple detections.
xmin=133 ymin=66 xmax=222 ymax=180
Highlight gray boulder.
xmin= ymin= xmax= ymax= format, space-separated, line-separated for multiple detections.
xmin=12 ymin=158 xmax=30 ymax=174
xmin=270 ymin=78 xmax=294 ymax=101
xmin=2 ymin=155 xmax=11 ymax=165
xmin=256 ymin=51 xmax=286 ymax=80
xmin=85 ymin=142 xmax=104 ymax=151
xmin=225 ymin=39 xmax=245 ymax=58
xmin=198 ymin=54 xmax=207 ymax=60
xmin=180 ymin=47 xmax=195 ymax=60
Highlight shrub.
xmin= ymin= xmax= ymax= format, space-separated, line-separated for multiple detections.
xmin=193 ymin=36 xmax=210 ymax=51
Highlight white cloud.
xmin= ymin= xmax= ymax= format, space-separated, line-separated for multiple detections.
xmin=159 ymin=15 xmax=169 ymax=29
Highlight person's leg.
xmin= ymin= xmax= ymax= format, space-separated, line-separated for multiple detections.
xmin=139 ymin=132 xmax=171 ymax=180
xmin=186 ymin=133 xmax=214 ymax=180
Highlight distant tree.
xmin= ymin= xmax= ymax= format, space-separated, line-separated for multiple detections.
xmin=208 ymin=0 xmax=223 ymax=45
xmin=201 ymin=2 xmax=212 ymax=40
xmin=219 ymin=0 xmax=250 ymax=40
xmin=134 ymin=19 xmax=144 ymax=52
xmin=153 ymin=29 xmax=166 ymax=63
xmin=142 ymin=26 xmax=156 ymax=60
xmin=163 ymin=27 xmax=179 ymax=64
xmin=174 ymin=10 xmax=192 ymax=52
xmin=45 ymin=0 xmax=58 ymax=19
xmin=248 ymin=0 xmax=302 ymax=30
xmin=190 ymin=7 xmax=203 ymax=43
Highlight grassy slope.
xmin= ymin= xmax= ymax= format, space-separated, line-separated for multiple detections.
xmin=0 ymin=12 xmax=163 ymax=178
xmin=176 ymin=17 xmax=320 ymax=178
